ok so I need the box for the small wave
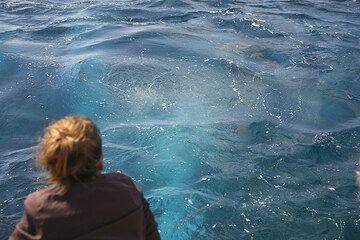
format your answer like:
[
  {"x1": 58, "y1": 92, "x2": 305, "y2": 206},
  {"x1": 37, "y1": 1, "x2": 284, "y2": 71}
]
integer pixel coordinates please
[
  {"x1": 272, "y1": 12, "x2": 321, "y2": 21},
  {"x1": 215, "y1": 17, "x2": 285, "y2": 38},
  {"x1": 0, "y1": 2, "x2": 50, "y2": 15},
  {"x1": 103, "y1": 142, "x2": 148, "y2": 152},
  {"x1": 160, "y1": 12, "x2": 201, "y2": 23},
  {"x1": 147, "y1": 0, "x2": 194, "y2": 8},
  {"x1": 32, "y1": 25, "x2": 75, "y2": 37},
  {"x1": 1, "y1": 146, "x2": 36, "y2": 158}
]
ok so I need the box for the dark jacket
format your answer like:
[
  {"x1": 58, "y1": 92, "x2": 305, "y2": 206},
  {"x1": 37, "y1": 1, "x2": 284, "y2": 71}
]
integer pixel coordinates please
[{"x1": 9, "y1": 173, "x2": 160, "y2": 240}]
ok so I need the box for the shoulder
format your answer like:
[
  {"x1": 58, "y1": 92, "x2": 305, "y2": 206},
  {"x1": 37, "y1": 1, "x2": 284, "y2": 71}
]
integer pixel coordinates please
[
  {"x1": 25, "y1": 189, "x2": 46, "y2": 205},
  {"x1": 101, "y1": 172, "x2": 142, "y2": 194},
  {"x1": 102, "y1": 172, "x2": 135, "y2": 185},
  {"x1": 23, "y1": 189, "x2": 50, "y2": 215},
  {"x1": 99, "y1": 172, "x2": 143, "y2": 205}
]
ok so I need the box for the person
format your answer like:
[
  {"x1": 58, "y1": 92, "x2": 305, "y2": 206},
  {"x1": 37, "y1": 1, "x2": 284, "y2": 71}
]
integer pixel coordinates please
[{"x1": 9, "y1": 116, "x2": 161, "y2": 240}]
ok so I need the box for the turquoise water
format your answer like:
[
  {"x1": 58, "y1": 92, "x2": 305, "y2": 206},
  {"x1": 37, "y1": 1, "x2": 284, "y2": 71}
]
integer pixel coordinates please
[{"x1": 1, "y1": 0, "x2": 360, "y2": 239}]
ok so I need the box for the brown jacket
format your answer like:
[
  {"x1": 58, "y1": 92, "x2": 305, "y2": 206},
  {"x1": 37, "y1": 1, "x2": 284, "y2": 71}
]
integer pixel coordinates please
[{"x1": 9, "y1": 173, "x2": 161, "y2": 240}]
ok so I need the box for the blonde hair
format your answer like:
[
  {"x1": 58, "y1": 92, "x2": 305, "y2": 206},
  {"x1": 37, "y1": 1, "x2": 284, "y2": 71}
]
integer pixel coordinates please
[{"x1": 38, "y1": 116, "x2": 102, "y2": 193}]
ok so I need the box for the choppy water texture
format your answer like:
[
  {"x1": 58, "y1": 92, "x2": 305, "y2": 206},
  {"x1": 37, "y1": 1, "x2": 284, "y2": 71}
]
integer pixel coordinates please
[{"x1": 1, "y1": 0, "x2": 360, "y2": 239}]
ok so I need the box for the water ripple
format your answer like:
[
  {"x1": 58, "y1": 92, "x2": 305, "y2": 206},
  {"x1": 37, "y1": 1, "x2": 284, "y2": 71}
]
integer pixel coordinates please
[{"x1": 1, "y1": 0, "x2": 360, "y2": 239}]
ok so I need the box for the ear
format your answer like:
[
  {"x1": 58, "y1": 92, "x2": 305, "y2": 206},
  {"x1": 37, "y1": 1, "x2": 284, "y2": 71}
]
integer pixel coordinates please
[{"x1": 97, "y1": 156, "x2": 103, "y2": 171}]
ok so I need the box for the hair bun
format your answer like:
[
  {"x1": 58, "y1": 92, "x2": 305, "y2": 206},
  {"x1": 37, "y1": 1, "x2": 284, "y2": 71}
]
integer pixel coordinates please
[{"x1": 38, "y1": 116, "x2": 102, "y2": 194}]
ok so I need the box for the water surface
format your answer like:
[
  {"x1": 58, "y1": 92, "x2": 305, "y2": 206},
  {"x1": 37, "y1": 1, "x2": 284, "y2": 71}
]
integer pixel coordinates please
[{"x1": 1, "y1": 0, "x2": 360, "y2": 239}]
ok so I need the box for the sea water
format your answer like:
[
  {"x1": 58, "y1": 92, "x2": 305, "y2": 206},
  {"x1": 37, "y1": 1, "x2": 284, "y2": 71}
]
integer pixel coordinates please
[{"x1": 1, "y1": 0, "x2": 360, "y2": 239}]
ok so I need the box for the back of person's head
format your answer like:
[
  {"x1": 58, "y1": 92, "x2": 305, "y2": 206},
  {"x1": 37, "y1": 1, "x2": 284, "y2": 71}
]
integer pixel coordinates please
[{"x1": 38, "y1": 116, "x2": 102, "y2": 193}]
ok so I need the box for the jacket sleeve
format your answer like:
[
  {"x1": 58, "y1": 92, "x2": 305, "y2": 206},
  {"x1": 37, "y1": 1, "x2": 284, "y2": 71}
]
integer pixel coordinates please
[
  {"x1": 125, "y1": 174, "x2": 161, "y2": 240},
  {"x1": 9, "y1": 215, "x2": 32, "y2": 240},
  {"x1": 9, "y1": 196, "x2": 40, "y2": 240},
  {"x1": 142, "y1": 196, "x2": 161, "y2": 240}
]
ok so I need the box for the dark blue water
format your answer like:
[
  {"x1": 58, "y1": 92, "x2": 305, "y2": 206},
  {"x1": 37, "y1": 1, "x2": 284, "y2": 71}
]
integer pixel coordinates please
[{"x1": 1, "y1": 0, "x2": 360, "y2": 239}]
